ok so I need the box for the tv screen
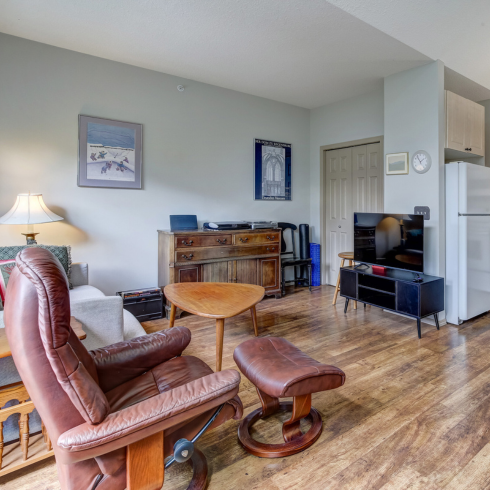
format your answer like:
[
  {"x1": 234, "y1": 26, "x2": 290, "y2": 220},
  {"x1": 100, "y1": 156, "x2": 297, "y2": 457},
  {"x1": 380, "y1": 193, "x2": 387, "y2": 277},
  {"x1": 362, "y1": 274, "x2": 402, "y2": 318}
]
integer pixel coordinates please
[{"x1": 354, "y1": 213, "x2": 424, "y2": 273}]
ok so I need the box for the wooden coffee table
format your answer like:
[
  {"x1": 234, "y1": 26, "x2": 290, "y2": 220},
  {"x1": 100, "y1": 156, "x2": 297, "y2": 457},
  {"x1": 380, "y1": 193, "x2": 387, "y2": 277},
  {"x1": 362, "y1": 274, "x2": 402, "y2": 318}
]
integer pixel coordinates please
[{"x1": 164, "y1": 283, "x2": 265, "y2": 371}]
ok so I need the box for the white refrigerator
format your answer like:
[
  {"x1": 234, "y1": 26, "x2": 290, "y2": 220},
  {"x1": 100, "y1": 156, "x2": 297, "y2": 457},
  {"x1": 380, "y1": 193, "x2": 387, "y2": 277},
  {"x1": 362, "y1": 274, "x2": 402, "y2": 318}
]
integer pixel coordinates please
[{"x1": 446, "y1": 162, "x2": 490, "y2": 325}]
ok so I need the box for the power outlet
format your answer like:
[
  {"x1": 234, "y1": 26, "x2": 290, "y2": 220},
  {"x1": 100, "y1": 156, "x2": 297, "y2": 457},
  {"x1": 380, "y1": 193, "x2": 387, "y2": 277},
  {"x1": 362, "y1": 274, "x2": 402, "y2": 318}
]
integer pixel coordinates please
[{"x1": 414, "y1": 206, "x2": 430, "y2": 220}]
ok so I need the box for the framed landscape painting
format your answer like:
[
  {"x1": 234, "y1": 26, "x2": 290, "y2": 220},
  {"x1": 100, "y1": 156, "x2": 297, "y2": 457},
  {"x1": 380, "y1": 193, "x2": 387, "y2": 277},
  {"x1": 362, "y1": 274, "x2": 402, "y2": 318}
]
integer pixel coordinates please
[
  {"x1": 385, "y1": 152, "x2": 409, "y2": 175},
  {"x1": 78, "y1": 115, "x2": 142, "y2": 189},
  {"x1": 254, "y1": 138, "x2": 292, "y2": 200}
]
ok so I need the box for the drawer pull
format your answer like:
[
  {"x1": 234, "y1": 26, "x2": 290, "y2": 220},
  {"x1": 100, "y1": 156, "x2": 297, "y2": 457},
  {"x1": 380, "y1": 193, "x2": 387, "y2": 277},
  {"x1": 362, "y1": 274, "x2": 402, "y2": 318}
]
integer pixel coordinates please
[
  {"x1": 266, "y1": 235, "x2": 276, "y2": 240},
  {"x1": 182, "y1": 240, "x2": 194, "y2": 246},
  {"x1": 239, "y1": 237, "x2": 249, "y2": 243},
  {"x1": 267, "y1": 247, "x2": 276, "y2": 252},
  {"x1": 182, "y1": 254, "x2": 194, "y2": 260},
  {"x1": 217, "y1": 238, "x2": 227, "y2": 244}
]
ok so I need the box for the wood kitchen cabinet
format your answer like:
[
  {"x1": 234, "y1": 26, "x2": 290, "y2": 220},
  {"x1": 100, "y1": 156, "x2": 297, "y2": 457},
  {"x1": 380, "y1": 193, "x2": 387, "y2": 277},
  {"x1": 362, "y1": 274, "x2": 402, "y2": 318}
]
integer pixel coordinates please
[
  {"x1": 446, "y1": 90, "x2": 485, "y2": 157},
  {"x1": 158, "y1": 229, "x2": 282, "y2": 318}
]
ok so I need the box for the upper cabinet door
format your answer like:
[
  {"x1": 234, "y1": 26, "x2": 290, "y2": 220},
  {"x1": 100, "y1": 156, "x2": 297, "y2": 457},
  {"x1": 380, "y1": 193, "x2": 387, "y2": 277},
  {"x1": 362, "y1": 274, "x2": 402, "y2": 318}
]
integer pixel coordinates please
[
  {"x1": 446, "y1": 90, "x2": 485, "y2": 157},
  {"x1": 465, "y1": 99, "x2": 485, "y2": 156},
  {"x1": 446, "y1": 91, "x2": 466, "y2": 152}
]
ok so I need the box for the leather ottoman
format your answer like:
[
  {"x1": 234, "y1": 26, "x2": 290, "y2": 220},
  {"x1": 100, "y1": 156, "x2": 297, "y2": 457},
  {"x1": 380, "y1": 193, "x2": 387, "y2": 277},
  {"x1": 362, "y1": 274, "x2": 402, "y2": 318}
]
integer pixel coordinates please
[{"x1": 233, "y1": 337, "x2": 345, "y2": 458}]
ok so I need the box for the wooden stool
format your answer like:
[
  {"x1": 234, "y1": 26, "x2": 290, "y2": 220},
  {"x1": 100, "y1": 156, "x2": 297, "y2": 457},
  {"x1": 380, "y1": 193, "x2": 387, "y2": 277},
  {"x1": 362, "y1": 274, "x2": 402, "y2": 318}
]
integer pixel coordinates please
[
  {"x1": 233, "y1": 337, "x2": 345, "y2": 458},
  {"x1": 332, "y1": 252, "x2": 357, "y2": 309}
]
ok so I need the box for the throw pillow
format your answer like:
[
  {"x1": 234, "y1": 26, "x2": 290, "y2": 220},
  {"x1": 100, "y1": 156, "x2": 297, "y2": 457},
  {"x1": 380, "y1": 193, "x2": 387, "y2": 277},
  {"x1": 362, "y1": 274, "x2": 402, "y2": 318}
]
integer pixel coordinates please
[
  {"x1": 0, "y1": 245, "x2": 72, "y2": 289},
  {"x1": 0, "y1": 260, "x2": 17, "y2": 305}
]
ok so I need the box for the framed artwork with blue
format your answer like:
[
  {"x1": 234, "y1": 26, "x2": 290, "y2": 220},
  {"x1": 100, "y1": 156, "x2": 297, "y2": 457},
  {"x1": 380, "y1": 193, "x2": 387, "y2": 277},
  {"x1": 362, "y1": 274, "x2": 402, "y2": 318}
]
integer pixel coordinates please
[
  {"x1": 254, "y1": 138, "x2": 291, "y2": 200},
  {"x1": 78, "y1": 115, "x2": 142, "y2": 189}
]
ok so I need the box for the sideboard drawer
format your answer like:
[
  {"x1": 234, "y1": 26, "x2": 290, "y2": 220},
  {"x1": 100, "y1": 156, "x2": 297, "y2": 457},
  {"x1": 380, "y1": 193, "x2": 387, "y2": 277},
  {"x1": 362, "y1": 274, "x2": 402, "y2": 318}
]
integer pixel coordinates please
[
  {"x1": 175, "y1": 244, "x2": 279, "y2": 262},
  {"x1": 175, "y1": 234, "x2": 232, "y2": 249},
  {"x1": 235, "y1": 232, "x2": 279, "y2": 245}
]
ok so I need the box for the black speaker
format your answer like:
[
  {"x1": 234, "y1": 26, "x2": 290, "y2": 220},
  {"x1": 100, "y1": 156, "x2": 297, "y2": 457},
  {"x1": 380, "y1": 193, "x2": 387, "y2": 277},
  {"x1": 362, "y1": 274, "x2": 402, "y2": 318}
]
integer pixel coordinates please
[{"x1": 298, "y1": 224, "x2": 310, "y2": 282}]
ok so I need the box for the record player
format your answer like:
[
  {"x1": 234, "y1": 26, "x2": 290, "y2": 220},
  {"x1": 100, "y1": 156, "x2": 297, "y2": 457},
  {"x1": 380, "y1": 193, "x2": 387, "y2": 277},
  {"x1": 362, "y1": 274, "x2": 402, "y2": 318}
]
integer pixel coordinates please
[{"x1": 203, "y1": 221, "x2": 251, "y2": 230}]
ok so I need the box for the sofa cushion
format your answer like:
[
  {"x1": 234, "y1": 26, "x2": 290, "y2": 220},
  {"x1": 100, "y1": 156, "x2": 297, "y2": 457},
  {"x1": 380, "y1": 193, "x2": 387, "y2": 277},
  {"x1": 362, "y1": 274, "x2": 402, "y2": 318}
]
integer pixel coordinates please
[
  {"x1": 0, "y1": 245, "x2": 72, "y2": 288},
  {"x1": 122, "y1": 309, "x2": 146, "y2": 340},
  {"x1": 69, "y1": 285, "x2": 105, "y2": 301},
  {"x1": 0, "y1": 260, "x2": 16, "y2": 305}
]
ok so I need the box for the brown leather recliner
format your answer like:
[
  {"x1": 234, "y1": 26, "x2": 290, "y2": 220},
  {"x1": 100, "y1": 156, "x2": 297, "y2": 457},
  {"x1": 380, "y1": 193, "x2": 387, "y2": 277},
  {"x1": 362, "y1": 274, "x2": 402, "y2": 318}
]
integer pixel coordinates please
[{"x1": 4, "y1": 248, "x2": 243, "y2": 490}]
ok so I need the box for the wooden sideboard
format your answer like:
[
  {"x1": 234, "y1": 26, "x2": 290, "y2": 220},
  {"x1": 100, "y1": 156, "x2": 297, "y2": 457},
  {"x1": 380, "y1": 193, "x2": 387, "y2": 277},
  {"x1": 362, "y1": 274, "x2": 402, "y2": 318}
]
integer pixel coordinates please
[{"x1": 158, "y1": 229, "x2": 282, "y2": 318}]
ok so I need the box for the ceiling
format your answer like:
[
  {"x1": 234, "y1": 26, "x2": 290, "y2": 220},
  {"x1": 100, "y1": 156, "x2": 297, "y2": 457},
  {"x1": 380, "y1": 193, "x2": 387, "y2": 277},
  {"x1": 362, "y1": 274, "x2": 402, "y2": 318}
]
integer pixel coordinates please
[
  {"x1": 329, "y1": 0, "x2": 490, "y2": 101},
  {"x1": 1, "y1": 1, "x2": 490, "y2": 108},
  {"x1": 0, "y1": 0, "x2": 431, "y2": 109}
]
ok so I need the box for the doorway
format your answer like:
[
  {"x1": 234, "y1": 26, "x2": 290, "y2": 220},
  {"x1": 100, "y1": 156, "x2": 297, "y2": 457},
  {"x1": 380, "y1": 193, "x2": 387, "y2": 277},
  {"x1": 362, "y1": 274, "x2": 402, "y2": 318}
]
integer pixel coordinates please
[{"x1": 321, "y1": 138, "x2": 384, "y2": 286}]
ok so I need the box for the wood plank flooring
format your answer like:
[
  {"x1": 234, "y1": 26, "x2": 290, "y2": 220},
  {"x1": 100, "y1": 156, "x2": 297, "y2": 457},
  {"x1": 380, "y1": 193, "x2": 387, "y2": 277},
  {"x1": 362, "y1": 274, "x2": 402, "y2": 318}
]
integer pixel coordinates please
[{"x1": 3, "y1": 285, "x2": 490, "y2": 489}]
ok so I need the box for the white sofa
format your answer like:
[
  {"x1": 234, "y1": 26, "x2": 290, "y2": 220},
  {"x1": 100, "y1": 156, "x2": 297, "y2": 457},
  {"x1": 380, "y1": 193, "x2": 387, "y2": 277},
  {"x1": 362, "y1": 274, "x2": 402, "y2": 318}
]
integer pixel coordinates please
[
  {"x1": 0, "y1": 262, "x2": 146, "y2": 442},
  {"x1": 67, "y1": 262, "x2": 146, "y2": 350}
]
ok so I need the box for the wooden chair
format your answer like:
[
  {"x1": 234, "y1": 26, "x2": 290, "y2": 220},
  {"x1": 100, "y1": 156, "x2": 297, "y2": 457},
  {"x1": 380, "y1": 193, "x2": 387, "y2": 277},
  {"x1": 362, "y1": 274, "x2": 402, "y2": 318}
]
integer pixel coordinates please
[
  {"x1": 332, "y1": 252, "x2": 357, "y2": 309},
  {"x1": 5, "y1": 247, "x2": 243, "y2": 489},
  {"x1": 0, "y1": 382, "x2": 53, "y2": 475},
  {"x1": 277, "y1": 223, "x2": 312, "y2": 296}
]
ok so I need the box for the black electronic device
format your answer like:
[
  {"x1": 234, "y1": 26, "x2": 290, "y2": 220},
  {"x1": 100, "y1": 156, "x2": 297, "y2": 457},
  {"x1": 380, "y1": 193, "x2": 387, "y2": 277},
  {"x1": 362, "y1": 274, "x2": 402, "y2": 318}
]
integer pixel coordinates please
[
  {"x1": 247, "y1": 221, "x2": 278, "y2": 229},
  {"x1": 117, "y1": 287, "x2": 163, "y2": 322},
  {"x1": 170, "y1": 215, "x2": 198, "y2": 232},
  {"x1": 203, "y1": 221, "x2": 251, "y2": 230},
  {"x1": 354, "y1": 212, "x2": 424, "y2": 273}
]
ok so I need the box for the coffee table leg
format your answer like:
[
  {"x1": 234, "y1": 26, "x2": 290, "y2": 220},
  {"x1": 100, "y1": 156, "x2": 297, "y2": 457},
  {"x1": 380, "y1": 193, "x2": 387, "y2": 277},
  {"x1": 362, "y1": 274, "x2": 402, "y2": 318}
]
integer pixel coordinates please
[
  {"x1": 216, "y1": 319, "x2": 225, "y2": 372},
  {"x1": 169, "y1": 303, "x2": 176, "y2": 328},
  {"x1": 250, "y1": 306, "x2": 258, "y2": 337}
]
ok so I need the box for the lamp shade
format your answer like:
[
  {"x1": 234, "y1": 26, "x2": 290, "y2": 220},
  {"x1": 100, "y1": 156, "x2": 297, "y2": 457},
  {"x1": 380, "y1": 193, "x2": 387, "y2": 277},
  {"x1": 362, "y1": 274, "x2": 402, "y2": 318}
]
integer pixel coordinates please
[{"x1": 0, "y1": 194, "x2": 63, "y2": 225}]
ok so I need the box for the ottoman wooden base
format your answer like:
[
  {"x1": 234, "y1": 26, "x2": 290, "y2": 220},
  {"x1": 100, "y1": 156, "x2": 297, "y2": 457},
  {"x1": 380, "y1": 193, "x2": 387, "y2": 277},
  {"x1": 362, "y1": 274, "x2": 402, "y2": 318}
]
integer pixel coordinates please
[
  {"x1": 234, "y1": 337, "x2": 345, "y2": 459},
  {"x1": 187, "y1": 449, "x2": 208, "y2": 490},
  {"x1": 238, "y1": 391, "x2": 323, "y2": 458}
]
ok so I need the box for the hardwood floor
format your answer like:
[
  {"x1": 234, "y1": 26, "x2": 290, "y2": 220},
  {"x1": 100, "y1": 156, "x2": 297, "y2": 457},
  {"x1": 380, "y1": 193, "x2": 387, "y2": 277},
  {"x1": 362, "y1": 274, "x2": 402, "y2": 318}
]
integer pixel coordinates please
[{"x1": 3, "y1": 285, "x2": 490, "y2": 489}]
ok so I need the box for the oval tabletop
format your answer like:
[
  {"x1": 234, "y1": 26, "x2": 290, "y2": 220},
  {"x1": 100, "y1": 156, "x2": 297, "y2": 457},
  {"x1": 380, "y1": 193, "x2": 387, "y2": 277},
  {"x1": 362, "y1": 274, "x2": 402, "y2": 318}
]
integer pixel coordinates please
[{"x1": 164, "y1": 282, "x2": 265, "y2": 319}]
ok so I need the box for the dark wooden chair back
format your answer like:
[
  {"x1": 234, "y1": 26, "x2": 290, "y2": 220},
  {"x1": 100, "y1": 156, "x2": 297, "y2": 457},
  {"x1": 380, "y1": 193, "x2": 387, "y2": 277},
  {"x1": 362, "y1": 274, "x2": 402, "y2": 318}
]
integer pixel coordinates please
[{"x1": 277, "y1": 222, "x2": 297, "y2": 257}]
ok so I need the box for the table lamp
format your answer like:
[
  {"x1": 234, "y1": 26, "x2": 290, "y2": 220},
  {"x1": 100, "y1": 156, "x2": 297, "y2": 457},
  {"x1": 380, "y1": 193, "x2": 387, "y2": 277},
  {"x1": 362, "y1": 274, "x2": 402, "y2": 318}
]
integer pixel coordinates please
[{"x1": 0, "y1": 193, "x2": 63, "y2": 244}]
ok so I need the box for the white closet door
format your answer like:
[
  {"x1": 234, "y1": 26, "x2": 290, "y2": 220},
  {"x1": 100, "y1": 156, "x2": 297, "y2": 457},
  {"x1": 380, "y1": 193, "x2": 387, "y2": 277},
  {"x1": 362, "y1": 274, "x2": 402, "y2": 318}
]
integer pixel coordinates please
[
  {"x1": 325, "y1": 147, "x2": 353, "y2": 286},
  {"x1": 324, "y1": 141, "x2": 383, "y2": 286},
  {"x1": 352, "y1": 145, "x2": 368, "y2": 213},
  {"x1": 366, "y1": 143, "x2": 383, "y2": 212}
]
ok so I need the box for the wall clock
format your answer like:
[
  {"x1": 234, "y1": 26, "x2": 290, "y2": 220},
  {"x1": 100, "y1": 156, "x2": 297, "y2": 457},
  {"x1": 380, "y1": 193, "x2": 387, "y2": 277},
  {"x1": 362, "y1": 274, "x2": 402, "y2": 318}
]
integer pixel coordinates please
[{"x1": 412, "y1": 150, "x2": 432, "y2": 174}]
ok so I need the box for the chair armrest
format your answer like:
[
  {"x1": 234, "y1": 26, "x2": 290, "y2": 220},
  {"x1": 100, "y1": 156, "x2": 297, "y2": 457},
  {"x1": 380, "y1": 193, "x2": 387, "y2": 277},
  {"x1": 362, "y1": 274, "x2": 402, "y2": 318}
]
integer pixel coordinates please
[
  {"x1": 71, "y1": 263, "x2": 89, "y2": 287},
  {"x1": 90, "y1": 327, "x2": 191, "y2": 392},
  {"x1": 70, "y1": 296, "x2": 124, "y2": 351},
  {"x1": 57, "y1": 369, "x2": 240, "y2": 463}
]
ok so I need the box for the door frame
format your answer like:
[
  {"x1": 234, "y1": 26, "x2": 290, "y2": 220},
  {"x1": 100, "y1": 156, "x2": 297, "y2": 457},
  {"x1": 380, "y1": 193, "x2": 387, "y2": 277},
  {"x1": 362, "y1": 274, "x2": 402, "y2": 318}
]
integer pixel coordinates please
[{"x1": 319, "y1": 136, "x2": 384, "y2": 285}]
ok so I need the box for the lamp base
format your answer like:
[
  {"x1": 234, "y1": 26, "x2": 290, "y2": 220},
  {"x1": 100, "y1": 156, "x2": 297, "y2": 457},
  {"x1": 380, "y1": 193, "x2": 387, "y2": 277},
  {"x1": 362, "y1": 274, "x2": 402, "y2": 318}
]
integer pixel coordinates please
[{"x1": 21, "y1": 233, "x2": 39, "y2": 245}]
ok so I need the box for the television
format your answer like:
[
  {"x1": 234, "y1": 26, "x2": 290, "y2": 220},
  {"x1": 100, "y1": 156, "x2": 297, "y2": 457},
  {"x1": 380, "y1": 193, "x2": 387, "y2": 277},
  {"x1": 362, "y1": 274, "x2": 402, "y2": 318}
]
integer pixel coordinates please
[{"x1": 354, "y1": 213, "x2": 424, "y2": 273}]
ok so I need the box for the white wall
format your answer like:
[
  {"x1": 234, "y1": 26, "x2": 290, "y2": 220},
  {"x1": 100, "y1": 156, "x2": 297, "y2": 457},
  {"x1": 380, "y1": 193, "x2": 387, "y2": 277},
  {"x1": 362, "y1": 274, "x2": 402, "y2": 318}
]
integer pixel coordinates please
[
  {"x1": 384, "y1": 60, "x2": 446, "y2": 278},
  {"x1": 0, "y1": 34, "x2": 310, "y2": 294},
  {"x1": 309, "y1": 89, "x2": 384, "y2": 243}
]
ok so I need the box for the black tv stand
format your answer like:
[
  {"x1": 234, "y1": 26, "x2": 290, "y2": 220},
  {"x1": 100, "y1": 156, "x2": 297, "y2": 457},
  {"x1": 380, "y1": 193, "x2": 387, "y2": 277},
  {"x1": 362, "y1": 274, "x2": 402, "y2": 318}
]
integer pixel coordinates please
[{"x1": 339, "y1": 266, "x2": 444, "y2": 339}]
